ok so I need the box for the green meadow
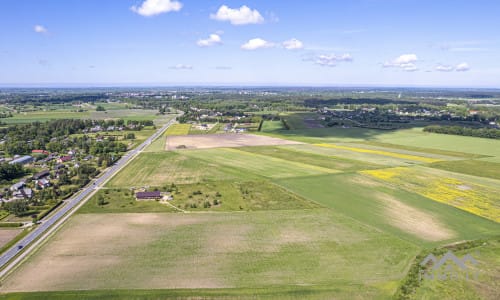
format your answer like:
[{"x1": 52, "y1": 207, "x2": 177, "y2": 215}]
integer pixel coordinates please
[{"x1": 2, "y1": 125, "x2": 499, "y2": 300}]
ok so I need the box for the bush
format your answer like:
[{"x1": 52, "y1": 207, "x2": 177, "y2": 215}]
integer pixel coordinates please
[{"x1": 0, "y1": 222, "x2": 23, "y2": 227}]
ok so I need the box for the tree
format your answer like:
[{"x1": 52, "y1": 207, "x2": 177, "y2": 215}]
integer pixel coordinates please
[
  {"x1": 4, "y1": 200, "x2": 28, "y2": 216},
  {"x1": 96, "y1": 105, "x2": 106, "y2": 111},
  {"x1": 97, "y1": 194, "x2": 107, "y2": 206}
]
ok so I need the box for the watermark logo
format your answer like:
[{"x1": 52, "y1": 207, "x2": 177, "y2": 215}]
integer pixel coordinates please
[{"x1": 419, "y1": 250, "x2": 478, "y2": 281}]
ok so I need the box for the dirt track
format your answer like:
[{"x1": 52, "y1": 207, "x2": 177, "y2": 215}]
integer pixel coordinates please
[{"x1": 166, "y1": 133, "x2": 302, "y2": 150}]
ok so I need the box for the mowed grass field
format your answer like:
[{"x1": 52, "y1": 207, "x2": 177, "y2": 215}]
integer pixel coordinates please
[
  {"x1": 0, "y1": 211, "x2": 420, "y2": 299},
  {"x1": 2, "y1": 126, "x2": 500, "y2": 299}
]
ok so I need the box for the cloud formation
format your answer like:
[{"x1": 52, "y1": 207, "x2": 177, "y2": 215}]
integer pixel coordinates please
[
  {"x1": 211, "y1": 5, "x2": 264, "y2": 25},
  {"x1": 383, "y1": 54, "x2": 418, "y2": 71},
  {"x1": 435, "y1": 64, "x2": 454, "y2": 72},
  {"x1": 34, "y1": 25, "x2": 48, "y2": 34},
  {"x1": 314, "y1": 53, "x2": 353, "y2": 67},
  {"x1": 435, "y1": 62, "x2": 470, "y2": 72},
  {"x1": 241, "y1": 38, "x2": 274, "y2": 50},
  {"x1": 169, "y1": 64, "x2": 192, "y2": 70},
  {"x1": 283, "y1": 38, "x2": 304, "y2": 50},
  {"x1": 197, "y1": 33, "x2": 222, "y2": 47},
  {"x1": 131, "y1": 0, "x2": 182, "y2": 17},
  {"x1": 455, "y1": 62, "x2": 470, "y2": 72}
]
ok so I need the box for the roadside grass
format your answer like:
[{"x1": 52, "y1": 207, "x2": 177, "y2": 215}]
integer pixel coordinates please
[
  {"x1": 237, "y1": 145, "x2": 382, "y2": 172},
  {"x1": 361, "y1": 166, "x2": 500, "y2": 222},
  {"x1": 0, "y1": 211, "x2": 420, "y2": 299},
  {"x1": 428, "y1": 159, "x2": 500, "y2": 180},
  {"x1": 78, "y1": 189, "x2": 176, "y2": 214},
  {"x1": 275, "y1": 173, "x2": 500, "y2": 246},
  {"x1": 142, "y1": 134, "x2": 167, "y2": 152}
]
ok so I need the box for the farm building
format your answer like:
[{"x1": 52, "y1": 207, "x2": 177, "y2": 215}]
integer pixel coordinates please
[
  {"x1": 32, "y1": 150, "x2": 49, "y2": 155},
  {"x1": 58, "y1": 156, "x2": 73, "y2": 163},
  {"x1": 136, "y1": 191, "x2": 162, "y2": 200},
  {"x1": 13, "y1": 188, "x2": 33, "y2": 200},
  {"x1": 33, "y1": 170, "x2": 50, "y2": 180},
  {"x1": 9, "y1": 155, "x2": 34, "y2": 165},
  {"x1": 10, "y1": 181, "x2": 26, "y2": 192},
  {"x1": 36, "y1": 178, "x2": 50, "y2": 189}
]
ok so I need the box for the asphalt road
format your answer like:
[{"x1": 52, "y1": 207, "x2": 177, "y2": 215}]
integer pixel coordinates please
[{"x1": 0, "y1": 115, "x2": 179, "y2": 277}]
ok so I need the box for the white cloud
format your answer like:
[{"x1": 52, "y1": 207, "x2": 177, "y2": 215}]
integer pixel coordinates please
[
  {"x1": 34, "y1": 25, "x2": 48, "y2": 34},
  {"x1": 435, "y1": 64, "x2": 454, "y2": 72},
  {"x1": 435, "y1": 62, "x2": 470, "y2": 72},
  {"x1": 210, "y1": 5, "x2": 264, "y2": 25},
  {"x1": 314, "y1": 53, "x2": 353, "y2": 67},
  {"x1": 215, "y1": 66, "x2": 232, "y2": 70},
  {"x1": 197, "y1": 33, "x2": 222, "y2": 47},
  {"x1": 383, "y1": 54, "x2": 418, "y2": 71},
  {"x1": 455, "y1": 62, "x2": 470, "y2": 72},
  {"x1": 283, "y1": 38, "x2": 304, "y2": 50},
  {"x1": 241, "y1": 38, "x2": 274, "y2": 50},
  {"x1": 169, "y1": 64, "x2": 192, "y2": 70},
  {"x1": 131, "y1": 0, "x2": 182, "y2": 17}
]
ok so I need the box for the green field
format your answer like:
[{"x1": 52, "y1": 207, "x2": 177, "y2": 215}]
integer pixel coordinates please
[
  {"x1": 259, "y1": 127, "x2": 500, "y2": 159},
  {"x1": 107, "y1": 151, "x2": 260, "y2": 187},
  {"x1": 165, "y1": 123, "x2": 191, "y2": 135},
  {"x1": 428, "y1": 159, "x2": 500, "y2": 180},
  {"x1": 2, "y1": 125, "x2": 500, "y2": 299},
  {"x1": 412, "y1": 238, "x2": 500, "y2": 300},
  {"x1": 237, "y1": 145, "x2": 382, "y2": 172},
  {"x1": 260, "y1": 120, "x2": 285, "y2": 132},
  {"x1": 0, "y1": 211, "x2": 419, "y2": 299},
  {"x1": 281, "y1": 112, "x2": 319, "y2": 129},
  {"x1": 276, "y1": 173, "x2": 500, "y2": 246},
  {"x1": 2, "y1": 110, "x2": 89, "y2": 124},
  {"x1": 2, "y1": 108, "x2": 170, "y2": 125}
]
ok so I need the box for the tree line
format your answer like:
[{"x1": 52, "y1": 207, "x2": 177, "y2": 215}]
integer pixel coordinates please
[{"x1": 424, "y1": 125, "x2": 500, "y2": 139}]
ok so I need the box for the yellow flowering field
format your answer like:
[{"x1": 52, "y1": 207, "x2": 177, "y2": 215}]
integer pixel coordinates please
[
  {"x1": 361, "y1": 167, "x2": 500, "y2": 222},
  {"x1": 315, "y1": 143, "x2": 441, "y2": 163}
]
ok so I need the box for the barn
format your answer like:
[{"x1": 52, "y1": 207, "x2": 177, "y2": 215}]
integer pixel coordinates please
[{"x1": 135, "y1": 191, "x2": 162, "y2": 200}]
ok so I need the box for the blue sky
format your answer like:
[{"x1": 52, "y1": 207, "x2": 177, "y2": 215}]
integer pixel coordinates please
[{"x1": 0, "y1": 0, "x2": 499, "y2": 87}]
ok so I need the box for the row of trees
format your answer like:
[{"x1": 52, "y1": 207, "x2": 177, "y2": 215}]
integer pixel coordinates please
[{"x1": 424, "y1": 125, "x2": 500, "y2": 139}]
